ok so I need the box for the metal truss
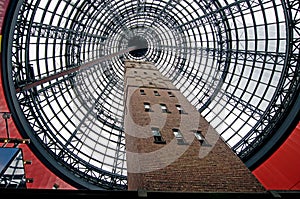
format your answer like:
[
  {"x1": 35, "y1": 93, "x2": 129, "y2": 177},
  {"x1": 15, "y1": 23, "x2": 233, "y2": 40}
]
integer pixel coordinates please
[{"x1": 232, "y1": 0, "x2": 300, "y2": 162}]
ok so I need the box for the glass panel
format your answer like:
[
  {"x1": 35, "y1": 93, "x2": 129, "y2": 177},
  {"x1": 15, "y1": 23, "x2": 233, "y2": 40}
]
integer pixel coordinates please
[{"x1": 151, "y1": 128, "x2": 161, "y2": 136}]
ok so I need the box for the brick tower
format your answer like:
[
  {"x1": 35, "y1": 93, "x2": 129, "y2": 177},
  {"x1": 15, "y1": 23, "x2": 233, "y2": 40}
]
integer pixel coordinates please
[{"x1": 123, "y1": 60, "x2": 265, "y2": 192}]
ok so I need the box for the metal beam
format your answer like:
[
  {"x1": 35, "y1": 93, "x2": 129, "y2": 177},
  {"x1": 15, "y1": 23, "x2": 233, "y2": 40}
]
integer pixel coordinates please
[{"x1": 15, "y1": 47, "x2": 136, "y2": 92}]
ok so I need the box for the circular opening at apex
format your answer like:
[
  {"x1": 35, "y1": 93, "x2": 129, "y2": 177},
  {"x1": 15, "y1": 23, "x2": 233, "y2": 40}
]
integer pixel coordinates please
[{"x1": 128, "y1": 36, "x2": 148, "y2": 57}]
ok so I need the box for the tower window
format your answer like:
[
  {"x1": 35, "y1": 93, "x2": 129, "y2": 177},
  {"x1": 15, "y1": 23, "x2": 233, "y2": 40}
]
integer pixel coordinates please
[
  {"x1": 154, "y1": 90, "x2": 160, "y2": 96},
  {"x1": 160, "y1": 104, "x2": 169, "y2": 113},
  {"x1": 140, "y1": 89, "x2": 146, "y2": 95},
  {"x1": 151, "y1": 127, "x2": 166, "y2": 144},
  {"x1": 173, "y1": 128, "x2": 185, "y2": 145},
  {"x1": 194, "y1": 130, "x2": 205, "y2": 144},
  {"x1": 168, "y1": 91, "x2": 175, "y2": 97},
  {"x1": 144, "y1": 102, "x2": 151, "y2": 112},
  {"x1": 176, "y1": 104, "x2": 184, "y2": 114}
]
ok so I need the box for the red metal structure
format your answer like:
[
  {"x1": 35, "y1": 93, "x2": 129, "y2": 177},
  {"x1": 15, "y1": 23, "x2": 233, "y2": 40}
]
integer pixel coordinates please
[{"x1": 0, "y1": 0, "x2": 74, "y2": 189}]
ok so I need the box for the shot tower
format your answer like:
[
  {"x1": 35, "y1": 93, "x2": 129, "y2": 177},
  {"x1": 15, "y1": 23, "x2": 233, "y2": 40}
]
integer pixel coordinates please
[{"x1": 123, "y1": 60, "x2": 265, "y2": 192}]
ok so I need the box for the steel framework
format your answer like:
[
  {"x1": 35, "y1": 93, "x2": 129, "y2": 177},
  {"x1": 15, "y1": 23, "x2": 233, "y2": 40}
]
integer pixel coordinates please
[{"x1": 1, "y1": 0, "x2": 299, "y2": 190}]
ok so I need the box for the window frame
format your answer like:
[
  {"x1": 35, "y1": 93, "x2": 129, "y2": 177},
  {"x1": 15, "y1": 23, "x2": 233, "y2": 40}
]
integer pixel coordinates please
[
  {"x1": 151, "y1": 127, "x2": 166, "y2": 144},
  {"x1": 194, "y1": 130, "x2": 205, "y2": 144},
  {"x1": 160, "y1": 103, "x2": 169, "y2": 113},
  {"x1": 140, "y1": 89, "x2": 146, "y2": 95},
  {"x1": 172, "y1": 128, "x2": 186, "y2": 145},
  {"x1": 144, "y1": 102, "x2": 151, "y2": 112},
  {"x1": 154, "y1": 90, "x2": 160, "y2": 96},
  {"x1": 175, "y1": 104, "x2": 184, "y2": 114},
  {"x1": 168, "y1": 91, "x2": 175, "y2": 97}
]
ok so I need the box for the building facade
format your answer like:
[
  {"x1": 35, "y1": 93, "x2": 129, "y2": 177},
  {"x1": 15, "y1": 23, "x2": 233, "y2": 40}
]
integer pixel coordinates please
[{"x1": 123, "y1": 60, "x2": 265, "y2": 192}]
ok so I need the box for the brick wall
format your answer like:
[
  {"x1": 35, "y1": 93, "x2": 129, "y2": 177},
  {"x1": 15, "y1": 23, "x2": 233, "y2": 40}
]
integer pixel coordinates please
[{"x1": 124, "y1": 60, "x2": 265, "y2": 192}]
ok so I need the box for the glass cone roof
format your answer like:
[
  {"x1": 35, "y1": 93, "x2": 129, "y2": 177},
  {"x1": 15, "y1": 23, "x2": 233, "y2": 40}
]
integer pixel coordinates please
[{"x1": 1, "y1": 0, "x2": 299, "y2": 190}]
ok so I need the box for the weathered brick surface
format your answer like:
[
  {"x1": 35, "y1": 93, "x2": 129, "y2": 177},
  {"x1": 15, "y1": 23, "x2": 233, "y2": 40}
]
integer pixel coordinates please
[{"x1": 124, "y1": 60, "x2": 265, "y2": 192}]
